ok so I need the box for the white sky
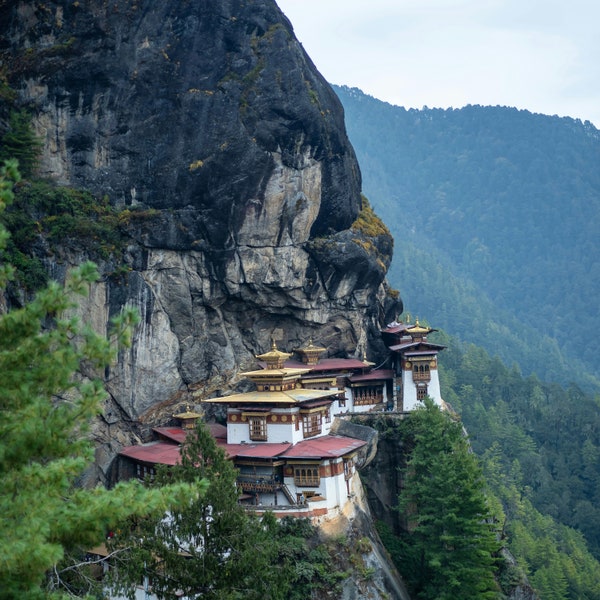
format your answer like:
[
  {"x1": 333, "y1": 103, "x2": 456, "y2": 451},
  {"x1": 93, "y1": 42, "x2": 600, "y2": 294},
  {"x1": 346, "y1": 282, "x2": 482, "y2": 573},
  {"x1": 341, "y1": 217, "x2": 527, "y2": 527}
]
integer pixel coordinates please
[{"x1": 276, "y1": 0, "x2": 600, "y2": 128}]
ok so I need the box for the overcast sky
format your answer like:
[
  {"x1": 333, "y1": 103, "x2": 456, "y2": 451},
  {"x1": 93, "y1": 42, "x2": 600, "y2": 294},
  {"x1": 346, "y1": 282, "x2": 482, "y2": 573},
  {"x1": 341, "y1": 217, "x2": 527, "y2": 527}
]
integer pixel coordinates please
[{"x1": 276, "y1": 0, "x2": 600, "y2": 128}]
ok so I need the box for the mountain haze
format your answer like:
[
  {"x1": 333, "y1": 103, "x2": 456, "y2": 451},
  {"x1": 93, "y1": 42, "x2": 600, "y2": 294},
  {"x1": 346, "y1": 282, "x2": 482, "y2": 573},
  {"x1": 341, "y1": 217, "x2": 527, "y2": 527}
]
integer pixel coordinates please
[{"x1": 334, "y1": 85, "x2": 600, "y2": 391}]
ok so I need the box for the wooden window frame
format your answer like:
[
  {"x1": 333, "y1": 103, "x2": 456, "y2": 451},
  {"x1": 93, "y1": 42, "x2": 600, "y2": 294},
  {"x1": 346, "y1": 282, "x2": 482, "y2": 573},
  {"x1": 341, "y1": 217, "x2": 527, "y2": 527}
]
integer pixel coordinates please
[
  {"x1": 248, "y1": 415, "x2": 267, "y2": 441},
  {"x1": 302, "y1": 412, "x2": 322, "y2": 438},
  {"x1": 293, "y1": 465, "x2": 321, "y2": 487}
]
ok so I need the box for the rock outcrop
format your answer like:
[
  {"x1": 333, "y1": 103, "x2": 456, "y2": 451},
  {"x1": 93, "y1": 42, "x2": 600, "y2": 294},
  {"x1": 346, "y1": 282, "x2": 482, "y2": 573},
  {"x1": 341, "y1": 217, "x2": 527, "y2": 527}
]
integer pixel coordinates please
[{"x1": 0, "y1": 0, "x2": 400, "y2": 475}]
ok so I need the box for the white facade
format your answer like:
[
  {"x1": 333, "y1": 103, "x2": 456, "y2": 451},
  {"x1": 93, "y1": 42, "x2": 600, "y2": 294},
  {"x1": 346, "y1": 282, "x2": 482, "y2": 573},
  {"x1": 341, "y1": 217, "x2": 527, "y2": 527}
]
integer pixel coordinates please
[
  {"x1": 402, "y1": 363, "x2": 443, "y2": 411},
  {"x1": 226, "y1": 406, "x2": 334, "y2": 445}
]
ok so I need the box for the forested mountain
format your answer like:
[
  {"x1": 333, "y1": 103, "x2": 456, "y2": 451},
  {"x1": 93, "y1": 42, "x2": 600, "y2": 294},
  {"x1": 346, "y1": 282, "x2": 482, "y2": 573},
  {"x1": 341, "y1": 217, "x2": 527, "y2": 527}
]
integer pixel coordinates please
[
  {"x1": 436, "y1": 331, "x2": 600, "y2": 599},
  {"x1": 334, "y1": 85, "x2": 600, "y2": 392}
]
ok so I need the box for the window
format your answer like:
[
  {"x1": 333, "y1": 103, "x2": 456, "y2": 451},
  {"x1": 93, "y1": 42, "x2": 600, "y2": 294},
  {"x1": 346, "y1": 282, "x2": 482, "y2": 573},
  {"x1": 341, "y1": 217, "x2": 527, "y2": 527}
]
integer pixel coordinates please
[
  {"x1": 416, "y1": 385, "x2": 428, "y2": 401},
  {"x1": 136, "y1": 463, "x2": 155, "y2": 482},
  {"x1": 413, "y1": 362, "x2": 431, "y2": 381},
  {"x1": 293, "y1": 465, "x2": 320, "y2": 487},
  {"x1": 343, "y1": 458, "x2": 354, "y2": 481},
  {"x1": 302, "y1": 412, "x2": 322, "y2": 438},
  {"x1": 248, "y1": 416, "x2": 267, "y2": 441},
  {"x1": 353, "y1": 385, "x2": 384, "y2": 405}
]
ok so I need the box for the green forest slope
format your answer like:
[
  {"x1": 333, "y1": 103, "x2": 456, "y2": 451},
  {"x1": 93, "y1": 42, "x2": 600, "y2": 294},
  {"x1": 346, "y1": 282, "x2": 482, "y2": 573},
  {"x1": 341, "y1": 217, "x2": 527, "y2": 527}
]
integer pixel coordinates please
[
  {"x1": 334, "y1": 85, "x2": 600, "y2": 392},
  {"x1": 437, "y1": 331, "x2": 600, "y2": 599}
]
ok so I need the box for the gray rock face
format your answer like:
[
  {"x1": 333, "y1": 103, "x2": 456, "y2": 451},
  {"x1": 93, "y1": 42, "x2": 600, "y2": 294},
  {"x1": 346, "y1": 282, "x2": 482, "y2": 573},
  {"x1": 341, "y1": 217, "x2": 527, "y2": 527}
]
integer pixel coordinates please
[
  {"x1": 0, "y1": 1, "x2": 400, "y2": 445},
  {"x1": 1, "y1": 0, "x2": 360, "y2": 241}
]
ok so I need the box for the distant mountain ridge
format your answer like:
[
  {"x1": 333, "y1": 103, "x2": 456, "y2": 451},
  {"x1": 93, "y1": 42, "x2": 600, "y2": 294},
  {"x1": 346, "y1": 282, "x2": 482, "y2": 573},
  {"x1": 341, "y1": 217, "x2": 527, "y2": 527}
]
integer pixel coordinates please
[{"x1": 334, "y1": 85, "x2": 600, "y2": 391}]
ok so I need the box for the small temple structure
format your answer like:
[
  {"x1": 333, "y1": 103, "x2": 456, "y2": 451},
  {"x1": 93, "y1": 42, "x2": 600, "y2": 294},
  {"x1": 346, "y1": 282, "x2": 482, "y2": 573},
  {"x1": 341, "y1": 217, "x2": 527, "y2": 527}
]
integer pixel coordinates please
[
  {"x1": 118, "y1": 317, "x2": 445, "y2": 520},
  {"x1": 381, "y1": 318, "x2": 445, "y2": 411}
]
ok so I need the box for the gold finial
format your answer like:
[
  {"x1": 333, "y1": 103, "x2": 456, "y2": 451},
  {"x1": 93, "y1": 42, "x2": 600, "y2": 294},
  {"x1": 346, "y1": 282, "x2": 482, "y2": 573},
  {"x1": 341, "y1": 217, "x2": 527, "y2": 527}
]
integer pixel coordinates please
[
  {"x1": 296, "y1": 337, "x2": 326, "y2": 365},
  {"x1": 256, "y1": 338, "x2": 291, "y2": 369}
]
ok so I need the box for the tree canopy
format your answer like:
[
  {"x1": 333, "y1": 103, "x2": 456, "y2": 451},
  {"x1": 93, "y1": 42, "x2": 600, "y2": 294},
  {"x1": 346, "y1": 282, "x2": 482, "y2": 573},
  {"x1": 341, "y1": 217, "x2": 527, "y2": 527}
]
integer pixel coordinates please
[
  {"x1": 107, "y1": 420, "x2": 347, "y2": 600},
  {"x1": 334, "y1": 84, "x2": 600, "y2": 392},
  {"x1": 0, "y1": 161, "x2": 199, "y2": 598},
  {"x1": 393, "y1": 398, "x2": 501, "y2": 600},
  {"x1": 436, "y1": 332, "x2": 600, "y2": 599}
]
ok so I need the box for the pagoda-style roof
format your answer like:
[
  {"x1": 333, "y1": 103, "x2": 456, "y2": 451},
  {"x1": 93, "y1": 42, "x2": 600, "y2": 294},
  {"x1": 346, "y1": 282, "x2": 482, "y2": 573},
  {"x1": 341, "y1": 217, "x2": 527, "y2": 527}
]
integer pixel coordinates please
[
  {"x1": 406, "y1": 318, "x2": 433, "y2": 335},
  {"x1": 202, "y1": 387, "x2": 339, "y2": 406},
  {"x1": 121, "y1": 435, "x2": 365, "y2": 464},
  {"x1": 154, "y1": 426, "x2": 188, "y2": 444},
  {"x1": 154, "y1": 422, "x2": 227, "y2": 445},
  {"x1": 242, "y1": 367, "x2": 310, "y2": 381},
  {"x1": 172, "y1": 406, "x2": 203, "y2": 430},
  {"x1": 173, "y1": 407, "x2": 202, "y2": 420},
  {"x1": 388, "y1": 340, "x2": 446, "y2": 353},
  {"x1": 283, "y1": 357, "x2": 370, "y2": 372},
  {"x1": 382, "y1": 318, "x2": 438, "y2": 340},
  {"x1": 220, "y1": 442, "x2": 293, "y2": 460},
  {"x1": 295, "y1": 338, "x2": 327, "y2": 365},
  {"x1": 222, "y1": 436, "x2": 366, "y2": 460},
  {"x1": 255, "y1": 339, "x2": 292, "y2": 369}
]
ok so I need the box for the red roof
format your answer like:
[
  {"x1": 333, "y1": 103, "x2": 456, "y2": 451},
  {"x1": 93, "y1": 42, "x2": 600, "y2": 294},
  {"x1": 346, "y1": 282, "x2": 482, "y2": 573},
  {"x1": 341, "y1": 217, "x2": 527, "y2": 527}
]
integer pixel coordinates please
[
  {"x1": 154, "y1": 427, "x2": 187, "y2": 444},
  {"x1": 389, "y1": 341, "x2": 445, "y2": 353},
  {"x1": 208, "y1": 422, "x2": 228, "y2": 440},
  {"x1": 220, "y1": 442, "x2": 292, "y2": 459},
  {"x1": 280, "y1": 435, "x2": 366, "y2": 459},
  {"x1": 154, "y1": 422, "x2": 228, "y2": 444},
  {"x1": 350, "y1": 369, "x2": 394, "y2": 383},
  {"x1": 119, "y1": 442, "x2": 181, "y2": 465},
  {"x1": 381, "y1": 323, "x2": 410, "y2": 334},
  {"x1": 283, "y1": 358, "x2": 370, "y2": 372}
]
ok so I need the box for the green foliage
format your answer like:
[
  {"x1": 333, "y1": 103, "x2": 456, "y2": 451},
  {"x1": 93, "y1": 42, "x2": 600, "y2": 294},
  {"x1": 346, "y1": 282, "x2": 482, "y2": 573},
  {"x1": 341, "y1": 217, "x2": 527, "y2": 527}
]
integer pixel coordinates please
[
  {"x1": 0, "y1": 179, "x2": 133, "y2": 289},
  {"x1": 0, "y1": 68, "x2": 17, "y2": 104},
  {"x1": 0, "y1": 109, "x2": 43, "y2": 178},
  {"x1": 334, "y1": 84, "x2": 600, "y2": 392},
  {"x1": 437, "y1": 335, "x2": 600, "y2": 598},
  {"x1": 351, "y1": 195, "x2": 391, "y2": 238},
  {"x1": 394, "y1": 398, "x2": 501, "y2": 600},
  {"x1": 0, "y1": 162, "x2": 197, "y2": 598},
  {"x1": 108, "y1": 421, "x2": 345, "y2": 600}
]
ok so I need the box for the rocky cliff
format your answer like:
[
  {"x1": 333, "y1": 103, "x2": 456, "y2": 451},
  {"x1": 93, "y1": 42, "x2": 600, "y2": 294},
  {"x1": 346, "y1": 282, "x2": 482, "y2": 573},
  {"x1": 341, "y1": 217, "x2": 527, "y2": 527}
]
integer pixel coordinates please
[{"x1": 0, "y1": 0, "x2": 399, "y2": 479}]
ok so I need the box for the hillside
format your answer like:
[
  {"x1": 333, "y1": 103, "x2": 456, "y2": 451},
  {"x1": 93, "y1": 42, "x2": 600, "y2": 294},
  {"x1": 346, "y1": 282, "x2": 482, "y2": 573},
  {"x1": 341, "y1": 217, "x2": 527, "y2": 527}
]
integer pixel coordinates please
[{"x1": 334, "y1": 85, "x2": 600, "y2": 391}]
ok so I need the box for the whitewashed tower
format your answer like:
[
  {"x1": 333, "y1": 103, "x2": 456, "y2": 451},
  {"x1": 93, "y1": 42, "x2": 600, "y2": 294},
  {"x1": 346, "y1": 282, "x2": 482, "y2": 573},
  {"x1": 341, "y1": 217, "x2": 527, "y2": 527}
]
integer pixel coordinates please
[{"x1": 381, "y1": 318, "x2": 446, "y2": 411}]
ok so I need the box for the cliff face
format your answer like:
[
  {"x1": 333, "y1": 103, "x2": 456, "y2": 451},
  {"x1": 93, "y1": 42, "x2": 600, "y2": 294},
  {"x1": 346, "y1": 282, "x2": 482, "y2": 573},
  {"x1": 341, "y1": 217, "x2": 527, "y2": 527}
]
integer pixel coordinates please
[{"x1": 0, "y1": 0, "x2": 399, "y2": 472}]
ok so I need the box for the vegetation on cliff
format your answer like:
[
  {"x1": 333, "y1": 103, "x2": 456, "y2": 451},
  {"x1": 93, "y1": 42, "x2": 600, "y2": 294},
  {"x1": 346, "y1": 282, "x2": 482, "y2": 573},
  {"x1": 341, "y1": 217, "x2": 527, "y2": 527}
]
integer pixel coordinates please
[
  {"x1": 0, "y1": 104, "x2": 138, "y2": 290},
  {"x1": 373, "y1": 400, "x2": 501, "y2": 600},
  {"x1": 0, "y1": 162, "x2": 203, "y2": 597}
]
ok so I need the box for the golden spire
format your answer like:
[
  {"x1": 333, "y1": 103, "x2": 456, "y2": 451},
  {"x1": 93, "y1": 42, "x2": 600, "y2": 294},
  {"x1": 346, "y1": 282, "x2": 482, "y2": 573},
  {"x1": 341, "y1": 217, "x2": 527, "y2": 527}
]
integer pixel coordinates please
[
  {"x1": 173, "y1": 404, "x2": 203, "y2": 430},
  {"x1": 256, "y1": 338, "x2": 291, "y2": 369},
  {"x1": 296, "y1": 337, "x2": 326, "y2": 365}
]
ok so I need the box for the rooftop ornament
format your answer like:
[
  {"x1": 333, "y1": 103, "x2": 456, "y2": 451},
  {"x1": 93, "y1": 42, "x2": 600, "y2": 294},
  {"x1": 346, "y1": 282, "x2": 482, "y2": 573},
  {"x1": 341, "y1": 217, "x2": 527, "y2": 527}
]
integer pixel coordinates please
[{"x1": 256, "y1": 338, "x2": 292, "y2": 370}]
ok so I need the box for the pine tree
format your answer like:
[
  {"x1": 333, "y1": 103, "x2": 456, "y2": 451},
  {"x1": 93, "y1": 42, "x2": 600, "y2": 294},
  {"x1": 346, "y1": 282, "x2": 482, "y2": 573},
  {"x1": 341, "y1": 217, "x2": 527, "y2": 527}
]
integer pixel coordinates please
[
  {"x1": 108, "y1": 420, "x2": 300, "y2": 600},
  {"x1": 398, "y1": 397, "x2": 501, "y2": 600},
  {"x1": 0, "y1": 161, "x2": 199, "y2": 598},
  {"x1": 0, "y1": 110, "x2": 43, "y2": 178}
]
